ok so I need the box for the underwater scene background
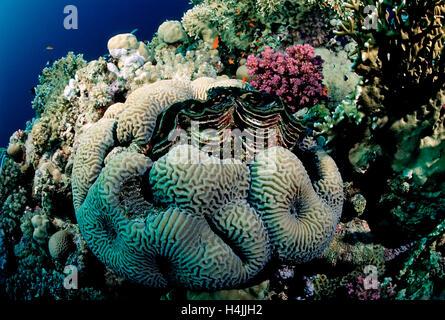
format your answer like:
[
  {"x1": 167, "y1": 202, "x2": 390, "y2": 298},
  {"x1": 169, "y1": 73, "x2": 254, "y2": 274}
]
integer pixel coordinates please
[{"x1": 0, "y1": 0, "x2": 444, "y2": 302}]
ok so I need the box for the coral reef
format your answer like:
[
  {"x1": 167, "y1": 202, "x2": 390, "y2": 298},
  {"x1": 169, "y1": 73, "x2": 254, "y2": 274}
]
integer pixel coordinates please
[
  {"x1": 332, "y1": 0, "x2": 445, "y2": 187},
  {"x1": 32, "y1": 52, "x2": 87, "y2": 117},
  {"x1": 0, "y1": 0, "x2": 443, "y2": 302}
]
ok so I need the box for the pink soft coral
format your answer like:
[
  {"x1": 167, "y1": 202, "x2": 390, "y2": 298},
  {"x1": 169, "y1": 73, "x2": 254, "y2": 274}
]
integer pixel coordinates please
[{"x1": 246, "y1": 44, "x2": 326, "y2": 112}]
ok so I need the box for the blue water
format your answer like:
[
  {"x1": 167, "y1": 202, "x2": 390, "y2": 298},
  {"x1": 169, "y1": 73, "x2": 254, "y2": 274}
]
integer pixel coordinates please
[{"x1": 0, "y1": 0, "x2": 192, "y2": 147}]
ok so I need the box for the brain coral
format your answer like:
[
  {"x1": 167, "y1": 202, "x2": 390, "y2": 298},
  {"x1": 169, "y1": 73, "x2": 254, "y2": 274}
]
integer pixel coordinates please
[
  {"x1": 72, "y1": 78, "x2": 343, "y2": 290},
  {"x1": 48, "y1": 230, "x2": 74, "y2": 260}
]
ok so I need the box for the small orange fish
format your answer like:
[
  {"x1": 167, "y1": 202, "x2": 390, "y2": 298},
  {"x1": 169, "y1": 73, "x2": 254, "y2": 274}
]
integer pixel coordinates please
[
  {"x1": 241, "y1": 52, "x2": 246, "y2": 57},
  {"x1": 213, "y1": 36, "x2": 219, "y2": 50},
  {"x1": 249, "y1": 23, "x2": 255, "y2": 28},
  {"x1": 322, "y1": 86, "x2": 328, "y2": 96},
  {"x1": 251, "y1": 18, "x2": 255, "y2": 22},
  {"x1": 237, "y1": 8, "x2": 240, "y2": 15},
  {"x1": 322, "y1": 1, "x2": 328, "y2": 6},
  {"x1": 242, "y1": 77, "x2": 247, "y2": 86},
  {"x1": 228, "y1": 59, "x2": 235, "y2": 64},
  {"x1": 334, "y1": 5, "x2": 339, "y2": 9},
  {"x1": 236, "y1": 32, "x2": 240, "y2": 36},
  {"x1": 232, "y1": 75, "x2": 236, "y2": 78},
  {"x1": 45, "y1": 46, "x2": 54, "y2": 50},
  {"x1": 296, "y1": 20, "x2": 300, "y2": 24}
]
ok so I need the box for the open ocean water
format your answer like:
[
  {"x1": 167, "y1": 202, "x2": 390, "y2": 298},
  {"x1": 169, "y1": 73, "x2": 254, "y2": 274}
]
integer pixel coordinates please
[{"x1": 0, "y1": 0, "x2": 192, "y2": 147}]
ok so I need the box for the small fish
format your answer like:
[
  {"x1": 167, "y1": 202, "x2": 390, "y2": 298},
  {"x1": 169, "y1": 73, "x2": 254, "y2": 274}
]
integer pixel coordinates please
[
  {"x1": 45, "y1": 46, "x2": 54, "y2": 50},
  {"x1": 322, "y1": 86, "x2": 328, "y2": 96},
  {"x1": 228, "y1": 59, "x2": 235, "y2": 64},
  {"x1": 322, "y1": 1, "x2": 328, "y2": 7},
  {"x1": 242, "y1": 77, "x2": 247, "y2": 86},
  {"x1": 130, "y1": 28, "x2": 139, "y2": 34},
  {"x1": 213, "y1": 36, "x2": 219, "y2": 49},
  {"x1": 236, "y1": 32, "x2": 240, "y2": 36},
  {"x1": 334, "y1": 5, "x2": 339, "y2": 9},
  {"x1": 251, "y1": 18, "x2": 255, "y2": 22},
  {"x1": 46, "y1": 59, "x2": 53, "y2": 66},
  {"x1": 249, "y1": 23, "x2": 255, "y2": 28},
  {"x1": 296, "y1": 20, "x2": 300, "y2": 24},
  {"x1": 237, "y1": 8, "x2": 240, "y2": 15},
  {"x1": 241, "y1": 52, "x2": 246, "y2": 57}
]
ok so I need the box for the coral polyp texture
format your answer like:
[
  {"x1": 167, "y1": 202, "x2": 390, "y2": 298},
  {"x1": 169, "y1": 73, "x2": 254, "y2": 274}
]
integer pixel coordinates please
[
  {"x1": 246, "y1": 45, "x2": 326, "y2": 112},
  {"x1": 72, "y1": 79, "x2": 344, "y2": 289}
]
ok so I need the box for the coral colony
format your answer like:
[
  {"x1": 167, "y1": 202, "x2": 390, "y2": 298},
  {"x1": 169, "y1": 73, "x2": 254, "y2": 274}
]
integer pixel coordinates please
[{"x1": 0, "y1": 0, "x2": 444, "y2": 301}]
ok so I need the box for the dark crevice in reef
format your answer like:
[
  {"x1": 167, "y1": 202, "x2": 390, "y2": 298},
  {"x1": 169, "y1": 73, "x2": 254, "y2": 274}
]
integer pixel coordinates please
[
  {"x1": 155, "y1": 254, "x2": 172, "y2": 283},
  {"x1": 51, "y1": 191, "x2": 76, "y2": 222},
  {"x1": 140, "y1": 168, "x2": 154, "y2": 205},
  {"x1": 203, "y1": 214, "x2": 249, "y2": 265},
  {"x1": 293, "y1": 146, "x2": 322, "y2": 183},
  {"x1": 113, "y1": 89, "x2": 127, "y2": 104}
]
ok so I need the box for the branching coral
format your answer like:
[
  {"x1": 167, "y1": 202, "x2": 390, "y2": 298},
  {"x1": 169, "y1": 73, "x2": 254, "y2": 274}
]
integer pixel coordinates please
[
  {"x1": 181, "y1": 0, "x2": 325, "y2": 55},
  {"x1": 395, "y1": 220, "x2": 445, "y2": 299},
  {"x1": 378, "y1": 175, "x2": 445, "y2": 237},
  {"x1": 32, "y1": 52, "x2": 87, "y2": 117},
  {"x1": 307, "y1": 0, "x2": 354, "y2": 19},
  {"x1": 5, "y1": 209, "x2": 104, "y2": 300},
  {"x1": 246, "y1": 45, "x2": 327, "y2": 112},
  {"x1": 332, "y1": 0, "x2": 445, "y2": 129}
]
